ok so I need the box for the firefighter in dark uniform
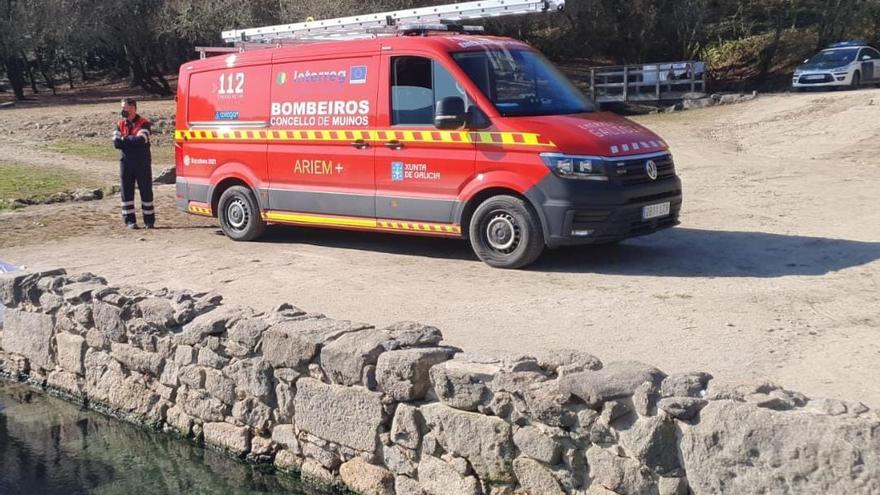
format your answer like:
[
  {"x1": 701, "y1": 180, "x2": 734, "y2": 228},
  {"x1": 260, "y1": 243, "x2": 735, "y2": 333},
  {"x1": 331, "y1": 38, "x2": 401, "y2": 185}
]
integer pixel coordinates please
[{"x1": 113, "y1": 98, "x2": 155, "y2": 229}]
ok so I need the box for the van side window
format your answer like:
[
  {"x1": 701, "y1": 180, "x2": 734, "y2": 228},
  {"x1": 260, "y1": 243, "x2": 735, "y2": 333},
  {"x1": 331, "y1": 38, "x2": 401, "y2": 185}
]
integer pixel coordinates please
[{"x1": 391, "y1": 56, "x2": 469, "y2": 126}]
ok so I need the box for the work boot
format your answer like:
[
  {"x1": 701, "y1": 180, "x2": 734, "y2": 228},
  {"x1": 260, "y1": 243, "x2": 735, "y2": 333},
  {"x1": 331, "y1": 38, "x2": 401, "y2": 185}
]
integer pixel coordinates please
[
  {"x1": 145, "y1": 224, "x2": 155, "y2": 230},
  {"x1": 126, "y1": 223, "x2": 139, "y2": 230}
]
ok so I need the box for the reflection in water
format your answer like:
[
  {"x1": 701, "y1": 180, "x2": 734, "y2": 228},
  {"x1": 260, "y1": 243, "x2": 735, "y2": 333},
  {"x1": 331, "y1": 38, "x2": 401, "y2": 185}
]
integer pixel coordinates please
[{"x1": 0, "y1": 382, "x2": 336, "y2": 495}]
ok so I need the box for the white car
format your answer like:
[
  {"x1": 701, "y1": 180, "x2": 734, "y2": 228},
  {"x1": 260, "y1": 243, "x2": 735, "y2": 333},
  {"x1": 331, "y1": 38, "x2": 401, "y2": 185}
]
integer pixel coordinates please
[{"x1": 793, "y1": 41, "x2": 880, "y2": 90}]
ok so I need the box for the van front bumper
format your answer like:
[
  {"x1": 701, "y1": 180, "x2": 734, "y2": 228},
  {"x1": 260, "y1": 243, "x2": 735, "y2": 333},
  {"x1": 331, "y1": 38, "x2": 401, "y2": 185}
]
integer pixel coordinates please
[{"x1": 525, "y1": 173, "x2": 683, "y2": 248}]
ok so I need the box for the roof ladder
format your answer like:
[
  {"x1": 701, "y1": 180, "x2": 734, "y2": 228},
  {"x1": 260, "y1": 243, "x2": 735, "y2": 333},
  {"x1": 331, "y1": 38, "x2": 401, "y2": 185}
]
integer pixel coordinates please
[{"x1": 221, "y1": 0, "x2": 565, "y2": 43}]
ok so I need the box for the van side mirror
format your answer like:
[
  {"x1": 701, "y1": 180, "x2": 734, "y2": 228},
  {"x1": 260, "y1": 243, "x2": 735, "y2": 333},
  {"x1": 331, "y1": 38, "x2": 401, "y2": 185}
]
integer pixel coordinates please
[{"x1": 435, "y1": 97, "x2": 466, "y2": 130}]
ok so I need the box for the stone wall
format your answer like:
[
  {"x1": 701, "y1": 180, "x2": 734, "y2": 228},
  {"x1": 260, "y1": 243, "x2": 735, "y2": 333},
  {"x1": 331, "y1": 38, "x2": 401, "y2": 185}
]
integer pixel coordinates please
[{"x1": 1, "y1": 269, "x2": 878, "y2": 495}]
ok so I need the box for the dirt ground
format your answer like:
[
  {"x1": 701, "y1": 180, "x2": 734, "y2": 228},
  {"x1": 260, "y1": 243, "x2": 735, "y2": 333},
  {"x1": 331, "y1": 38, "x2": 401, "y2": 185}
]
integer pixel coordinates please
[{"x1": 2, "y1": 89, "x2": 879, "y2": 407}]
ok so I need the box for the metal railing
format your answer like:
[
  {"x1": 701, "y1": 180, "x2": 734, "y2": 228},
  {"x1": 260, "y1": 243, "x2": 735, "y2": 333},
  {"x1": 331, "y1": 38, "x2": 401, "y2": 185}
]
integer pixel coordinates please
[{"x1": 589, "y1": 61, "x2": 707, "y2": 104}]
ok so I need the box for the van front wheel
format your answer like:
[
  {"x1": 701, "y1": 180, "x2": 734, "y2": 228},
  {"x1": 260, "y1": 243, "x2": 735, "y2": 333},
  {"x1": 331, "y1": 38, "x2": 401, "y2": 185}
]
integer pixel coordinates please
[
  {"x1": 218, "y1": 185, "x2": 266, "y2": 241},
  {"x1": 469, "y1": 195, "x2": 544, "y2": 269}
]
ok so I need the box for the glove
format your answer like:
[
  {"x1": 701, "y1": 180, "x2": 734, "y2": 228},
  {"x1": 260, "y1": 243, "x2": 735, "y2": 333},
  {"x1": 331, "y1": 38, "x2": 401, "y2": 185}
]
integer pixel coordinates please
[{"x1": 112, "y1": 130, "x2": 122, "y2": 140}]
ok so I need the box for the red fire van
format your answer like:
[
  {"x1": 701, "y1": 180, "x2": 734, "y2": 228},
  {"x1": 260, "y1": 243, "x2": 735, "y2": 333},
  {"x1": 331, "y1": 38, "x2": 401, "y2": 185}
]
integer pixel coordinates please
[{"x1": 175, "y1": 31, "x2": 682, "y2": 268}]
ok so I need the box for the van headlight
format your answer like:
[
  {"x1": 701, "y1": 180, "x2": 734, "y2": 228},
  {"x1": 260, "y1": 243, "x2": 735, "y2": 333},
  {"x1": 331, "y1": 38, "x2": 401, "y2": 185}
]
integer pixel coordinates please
[{"x1": 541, "y1": 153, "x2": 608, "y2": 181}]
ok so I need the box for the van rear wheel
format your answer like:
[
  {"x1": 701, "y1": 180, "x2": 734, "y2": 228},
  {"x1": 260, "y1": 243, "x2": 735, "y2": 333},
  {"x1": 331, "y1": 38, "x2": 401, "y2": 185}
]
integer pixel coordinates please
[
  {"x1": 469, "y1": 195, "x2": 544, "y2": 269},
  {"x1": 218, "y1": 185, "x2": 266, "y2": 241}
]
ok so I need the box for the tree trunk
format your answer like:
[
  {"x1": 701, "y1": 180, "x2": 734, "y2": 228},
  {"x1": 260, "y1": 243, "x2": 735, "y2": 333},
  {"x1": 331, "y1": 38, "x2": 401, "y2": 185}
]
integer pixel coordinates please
[
  {"x1": 78, "y1": 58, "x2": 89, "y2": 82},
  {"x1": 3, "y1": 57, "x2": 26, "y2": 100},
  {"x1": 758, "y1": 14, "x2": 785, "y2": 82},
  {"x1": 66, "y1": 63, "x2": 75, "y2": 90},
  {"x1": 34, "y1": 53, "x2": 57, "y2": 96},
  {"x1": 20, "y1": 53, "x2": 39, "y2": 94},
  {"x1": 150, "y1": 62, "x2": 173, "y2": 96}
]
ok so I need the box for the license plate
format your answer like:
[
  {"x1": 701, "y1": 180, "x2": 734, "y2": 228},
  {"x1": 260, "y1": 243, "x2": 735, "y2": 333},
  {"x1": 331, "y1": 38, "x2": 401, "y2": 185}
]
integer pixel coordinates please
[
  {"x1": 643, "y1": 202, "x2": 671, "y2": 220},
  {"x1": 804, "y1": 75, "x2": 825, "y2": 80}
]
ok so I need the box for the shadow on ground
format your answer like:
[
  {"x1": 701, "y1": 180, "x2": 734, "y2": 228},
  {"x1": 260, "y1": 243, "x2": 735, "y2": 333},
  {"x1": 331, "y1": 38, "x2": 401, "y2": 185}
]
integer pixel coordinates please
[
  {"x1": 536, "y1": 228, "x2": 880, "y2": 277},
  {"x1": 255, "y1": 226, "x2": 880, "y2": 278}
]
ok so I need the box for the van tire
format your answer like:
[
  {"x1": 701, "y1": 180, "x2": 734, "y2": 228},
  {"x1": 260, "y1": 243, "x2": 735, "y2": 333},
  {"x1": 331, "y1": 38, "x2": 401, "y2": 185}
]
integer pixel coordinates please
[
  {"x1": 217, "y1": 186, "x2": 266, "y2": 241},
  {"x1": 469, "y1": 195, "x2": 544, "y2": 269}
]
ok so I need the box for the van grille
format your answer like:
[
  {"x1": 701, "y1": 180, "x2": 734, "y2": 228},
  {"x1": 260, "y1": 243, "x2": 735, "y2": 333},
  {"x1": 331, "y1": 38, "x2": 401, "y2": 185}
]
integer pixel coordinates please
[{"x1": 610, "y1": 154, "x2": 676, "y2": 185}]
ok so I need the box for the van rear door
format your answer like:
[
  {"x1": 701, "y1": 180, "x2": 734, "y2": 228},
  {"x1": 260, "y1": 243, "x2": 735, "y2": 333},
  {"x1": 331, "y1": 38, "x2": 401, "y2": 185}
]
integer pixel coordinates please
[
  {"x1": 374, "y1": 54, "x2": 476, "y2": 224},
  {"x1": 182, "y1": 56, "x2": 272, "y2": 209},
  {"x1": 266, "y1": 54, "x2": 380, "y2": 220}
]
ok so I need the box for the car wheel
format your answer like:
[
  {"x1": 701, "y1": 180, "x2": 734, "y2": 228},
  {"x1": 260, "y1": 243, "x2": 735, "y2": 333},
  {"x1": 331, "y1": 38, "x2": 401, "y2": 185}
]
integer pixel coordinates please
[
  {"x1": 850, "y1": 71, "x2": 861, "y2": 89},
  {"x1": 469, "y1": 195, "x2": 544, "y2": 269},
  {"x1": 218, "y1": 185, "x2": 266, "y2": 241}
]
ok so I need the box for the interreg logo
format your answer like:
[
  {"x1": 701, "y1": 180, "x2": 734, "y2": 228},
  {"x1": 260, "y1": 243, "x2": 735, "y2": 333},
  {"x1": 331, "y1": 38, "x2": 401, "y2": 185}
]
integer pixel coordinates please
[
  {"x1": 350, "y1": 65, "x2": 368, "y2": 85},
  {"x1": 291, "y1": 69, "x2": 347, "y2": 85},
  {"x1": 391, "y1": 162, "x2": 405, "y2": 182}
]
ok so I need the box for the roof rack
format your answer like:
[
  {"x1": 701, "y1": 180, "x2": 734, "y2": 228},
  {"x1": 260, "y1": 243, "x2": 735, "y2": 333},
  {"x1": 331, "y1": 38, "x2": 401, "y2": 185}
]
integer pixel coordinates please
[{"x1": 221, "y1": 0, "x2": 564, "y2": 43}]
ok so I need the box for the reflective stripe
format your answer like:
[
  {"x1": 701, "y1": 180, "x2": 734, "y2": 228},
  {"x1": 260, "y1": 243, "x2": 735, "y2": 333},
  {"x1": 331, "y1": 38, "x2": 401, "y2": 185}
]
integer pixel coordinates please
[
  {"x1": 143, "y1": 208, "x2": 155, "y2": 214},
  {"x1": 141, "y1": 202, "x2": 154, "y2": 207},
  {"x1": 121, "y1": 201, "x2": 134, "y2": 206},
  {"x1": 175, "y1": 128, "x2": 556, "y2": 148},
  {"x1": 188, "y1": 204, "x2": 213, "y2": 216},
  {"x1": 122, "y1": 208, "x2": 135, "y2": 214},
  {"x1": 263, "y1": 210, "x2": 462, "y2": 236}
]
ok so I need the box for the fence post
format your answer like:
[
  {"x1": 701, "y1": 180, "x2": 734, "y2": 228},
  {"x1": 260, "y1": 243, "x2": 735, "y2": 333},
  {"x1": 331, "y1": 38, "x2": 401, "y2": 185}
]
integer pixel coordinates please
[
  {"x1": 622, "y1": 66, "x2": 629, "y2": 103},
  {"x1": 655, "y1": 66, "x2": 661, "y2": 101},
  {"x1": 590, "y1": 68, "x2": 596, "y2": 102}
]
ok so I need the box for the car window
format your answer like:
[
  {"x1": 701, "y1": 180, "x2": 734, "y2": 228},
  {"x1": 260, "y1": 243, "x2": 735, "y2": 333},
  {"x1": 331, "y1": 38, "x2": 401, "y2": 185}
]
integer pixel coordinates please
[
  {"x1": 867, "y1": 48, "x2": 880, "y2": 60},
  {"x1": 808, "y1": 49, "x2": 858, "y2": 65},
  {"x1": 390, "y1": 56, "x2": 469, "y2": 126}
]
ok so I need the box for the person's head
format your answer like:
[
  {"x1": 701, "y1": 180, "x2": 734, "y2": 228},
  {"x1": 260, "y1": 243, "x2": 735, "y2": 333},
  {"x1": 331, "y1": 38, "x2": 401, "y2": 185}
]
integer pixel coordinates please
[{"x1": 121, "y1": 98, "x2": 137, "y2": 120}]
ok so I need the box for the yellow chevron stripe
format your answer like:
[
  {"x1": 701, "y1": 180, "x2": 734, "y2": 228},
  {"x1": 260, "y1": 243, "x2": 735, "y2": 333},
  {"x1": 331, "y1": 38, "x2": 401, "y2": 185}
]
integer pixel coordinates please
[
  {"x1": 265, "y1": 213, "x2": 462, "y2": 235},
  {"x1": 174, "y1": 129, "x2": 553, "y2": 147},
  {"x1": 187, "y1": 204, "x2": 213, "y2": 216},
  {"x1": 265, "y1": 211, "x2": 377, "y2": 228}
]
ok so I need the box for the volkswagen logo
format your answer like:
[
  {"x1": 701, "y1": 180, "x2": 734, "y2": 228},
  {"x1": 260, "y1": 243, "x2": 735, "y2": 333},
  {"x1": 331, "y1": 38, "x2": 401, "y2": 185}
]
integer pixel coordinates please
[{"x1": 645, "y1": 160, "x2": 658, "y2": 180}]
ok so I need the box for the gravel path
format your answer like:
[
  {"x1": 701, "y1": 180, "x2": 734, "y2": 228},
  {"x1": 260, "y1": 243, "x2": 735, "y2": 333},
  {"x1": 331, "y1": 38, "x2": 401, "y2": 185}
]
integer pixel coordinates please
[{"x1": 2, "y1": 89, "x2": 879, "y2": 406}]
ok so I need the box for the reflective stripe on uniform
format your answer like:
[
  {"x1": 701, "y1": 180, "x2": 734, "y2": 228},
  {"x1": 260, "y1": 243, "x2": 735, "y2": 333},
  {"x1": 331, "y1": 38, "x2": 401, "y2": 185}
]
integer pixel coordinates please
[
  {"x1": 143, "y1": 208, "x2": 155, "y2": 214},
  {"x1": 122, "y1": 208, "x2": 135, "y2": 214},
  {"x1": 121, "y1": 201, "x2": 134, "y2": 207},
  {"x1": 142, "y1": 202, "x2": 154, "y2": 207},
  {"x1": 175, "y1": 128, "x2": 555, "y2": 148}
]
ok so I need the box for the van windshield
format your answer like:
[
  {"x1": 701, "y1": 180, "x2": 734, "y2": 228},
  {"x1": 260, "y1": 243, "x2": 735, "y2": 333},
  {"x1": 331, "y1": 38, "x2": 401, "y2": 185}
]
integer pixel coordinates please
[{"x1": 453, "y1": 48, "x2": 594, "y2": 117}]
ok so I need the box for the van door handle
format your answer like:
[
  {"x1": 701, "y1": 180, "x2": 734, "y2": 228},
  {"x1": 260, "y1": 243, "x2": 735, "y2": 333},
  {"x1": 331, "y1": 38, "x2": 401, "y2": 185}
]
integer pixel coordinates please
[
  {"x1": 385, "y1": 140, "x2": 404, "y2": 150},
  {"x1": 351, "y1": 139, "x2": 370, "y2": 150}
]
